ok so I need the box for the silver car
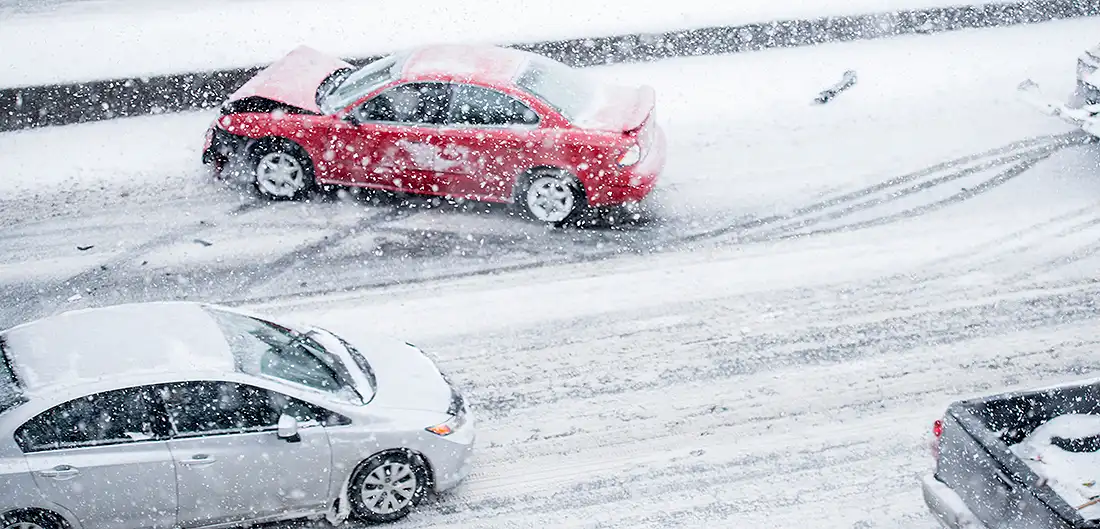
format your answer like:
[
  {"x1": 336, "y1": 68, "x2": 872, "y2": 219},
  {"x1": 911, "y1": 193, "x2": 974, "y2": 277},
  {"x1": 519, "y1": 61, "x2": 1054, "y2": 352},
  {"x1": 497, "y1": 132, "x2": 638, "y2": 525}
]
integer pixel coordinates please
[{"x1": 0, "y1": 302, "x2": 475, "y2": 529}]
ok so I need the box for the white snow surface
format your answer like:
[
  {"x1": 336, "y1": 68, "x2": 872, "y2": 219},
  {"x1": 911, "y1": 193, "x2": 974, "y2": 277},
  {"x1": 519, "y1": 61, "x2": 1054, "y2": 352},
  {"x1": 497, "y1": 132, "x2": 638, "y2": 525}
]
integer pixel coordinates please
[
  {"x1": 7, "y1": 18, "x2": 1100, "y2": 529},
  {"x1": 2, "y1": 0, "x2": 1023, "y2": 87},
  {"x1": 1012, "y1": 414, "x2": 1100, "y2": 520}
]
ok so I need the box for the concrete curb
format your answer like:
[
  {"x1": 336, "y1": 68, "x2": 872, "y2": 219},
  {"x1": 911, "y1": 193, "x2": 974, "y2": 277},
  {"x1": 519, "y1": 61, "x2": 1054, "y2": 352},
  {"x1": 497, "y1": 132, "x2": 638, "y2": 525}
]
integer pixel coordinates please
[{"x1": 2, "y1": 0, "x2": 1097, "y2": 132}]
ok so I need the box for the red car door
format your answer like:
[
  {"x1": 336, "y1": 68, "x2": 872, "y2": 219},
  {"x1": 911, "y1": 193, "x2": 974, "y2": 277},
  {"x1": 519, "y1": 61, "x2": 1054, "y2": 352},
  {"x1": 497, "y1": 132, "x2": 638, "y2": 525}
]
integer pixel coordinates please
[
  {"x1": 434, "y1": 84, "x2": 542, "y2": 201},
  {"x1": 339, "y1": 82, "x2": 453, "y2": 195}
]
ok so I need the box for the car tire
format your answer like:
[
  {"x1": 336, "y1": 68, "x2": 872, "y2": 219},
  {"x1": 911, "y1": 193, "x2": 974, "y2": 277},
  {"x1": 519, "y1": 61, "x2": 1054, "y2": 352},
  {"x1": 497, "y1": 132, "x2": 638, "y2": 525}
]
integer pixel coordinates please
[
  {"x1": 0, "y1": 510, "x2": 64, "y2": 529},
  {"x1": 517, "y1": 168, "x2": 585, "y2": 225},
  {"x1": 348, "y1": 451, "x2": 430, "y2": 524},
  {"x1": 250, "y1": 139, "x2": 315, "y2": 201}
]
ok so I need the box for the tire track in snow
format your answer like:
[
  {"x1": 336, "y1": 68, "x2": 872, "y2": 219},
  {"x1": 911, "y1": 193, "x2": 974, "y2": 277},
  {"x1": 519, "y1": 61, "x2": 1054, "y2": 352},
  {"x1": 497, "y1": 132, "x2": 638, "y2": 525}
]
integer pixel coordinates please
[
  {"x1": 7, "y1": 200, "x2": 271, "y2": 318},
  {"x1": 855, "y1": 201, "x2": 1100, "y2": 288},
  {"x1": 221, "y1": 204, "x2": 425, "y2": 298},
  {"x1": 455, "y1": 282, "x2": 1100, "y2": 422},
  {"x1": 349, "y1": 296, "x2": 1100, "y2": 528},
  {"x1": 673, "y1": 131, "x2": 1085, "y2": 246},
  {"x1": 234, "y1": 132, "x2": 1082, "y2": 308},
  {"x1": 754, "y1": 143, "x2": 1065, "y2": 241},
  {"x1": 1003, "y1": 230, "x2": 1100, "y2": 283}
]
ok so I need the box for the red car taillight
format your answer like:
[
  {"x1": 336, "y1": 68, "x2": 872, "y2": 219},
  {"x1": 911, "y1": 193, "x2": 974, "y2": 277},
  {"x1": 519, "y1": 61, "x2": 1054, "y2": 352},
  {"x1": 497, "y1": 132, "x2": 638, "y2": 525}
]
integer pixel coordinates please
[{"x1": 931, "y1": 419, "x2": 944, "y2": 462}]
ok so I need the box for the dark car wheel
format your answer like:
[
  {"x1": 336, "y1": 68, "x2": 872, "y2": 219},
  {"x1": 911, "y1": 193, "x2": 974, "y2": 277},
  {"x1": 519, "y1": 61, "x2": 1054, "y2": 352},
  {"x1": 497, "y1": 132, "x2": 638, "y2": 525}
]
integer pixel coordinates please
[
  {"x1": 517, "y1": 168, "x2": 585, "y2": 225},
  {"x1": 250, "y1": 139, "x2": 315, "y2": 201},
  {"x1": 1, "y1": 510, "x2": 63, "y2": 529},
  {"x1": 349, "y1": 451, "x2": 430, "y2": 524}
]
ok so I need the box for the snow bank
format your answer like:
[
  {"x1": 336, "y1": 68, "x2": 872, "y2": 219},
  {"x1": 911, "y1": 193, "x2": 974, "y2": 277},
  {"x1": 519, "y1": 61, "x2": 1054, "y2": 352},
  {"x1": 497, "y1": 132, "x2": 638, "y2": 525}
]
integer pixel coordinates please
[
  {"x1": 1012, "y1": 414, "x2": 1100, "y2": 520},
  {"x1": 1, "y1": 0, "x2": 1023, "y2": 87}
]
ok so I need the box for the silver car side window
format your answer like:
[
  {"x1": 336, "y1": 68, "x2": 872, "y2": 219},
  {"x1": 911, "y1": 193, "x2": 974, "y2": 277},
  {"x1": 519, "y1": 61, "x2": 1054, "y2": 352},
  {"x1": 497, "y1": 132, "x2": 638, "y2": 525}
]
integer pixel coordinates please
[
  {"x1": 14, "y1": 386, "x2": 168, "y2": 453},
  {"x1": 159, "y1": 381, "x2": 323, "y2": 437}
]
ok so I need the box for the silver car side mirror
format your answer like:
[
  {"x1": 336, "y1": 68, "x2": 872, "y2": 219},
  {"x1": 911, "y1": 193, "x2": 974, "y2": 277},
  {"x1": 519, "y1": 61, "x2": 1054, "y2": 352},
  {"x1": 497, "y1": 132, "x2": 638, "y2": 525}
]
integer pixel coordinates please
[{"x1": 277, "y1": 414, "x2": 301, "y2": 443}]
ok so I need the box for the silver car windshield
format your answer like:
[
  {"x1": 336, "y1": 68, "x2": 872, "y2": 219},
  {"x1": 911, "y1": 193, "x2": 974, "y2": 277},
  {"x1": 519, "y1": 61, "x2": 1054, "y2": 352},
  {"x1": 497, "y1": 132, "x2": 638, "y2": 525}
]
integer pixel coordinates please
[
  {"x1": 319, "y1": 54, "x2": 404, "y2": 115},
  {"x1": 203, "y1": 308, "x2": 364, "y2": 403},
  {"x1": 514, "y1": 57, "x2": 596, "y2": 122},
  {"x1": 0, "y1": 337, "x2": 24, "y2": 414}
]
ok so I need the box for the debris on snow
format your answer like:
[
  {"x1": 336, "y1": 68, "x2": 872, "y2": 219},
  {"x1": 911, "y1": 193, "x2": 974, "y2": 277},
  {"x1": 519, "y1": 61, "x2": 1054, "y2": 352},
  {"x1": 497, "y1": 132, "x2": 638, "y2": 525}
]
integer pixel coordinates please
[{"x1": 814, "y1": 70, "x2": 858, "y2": 105}]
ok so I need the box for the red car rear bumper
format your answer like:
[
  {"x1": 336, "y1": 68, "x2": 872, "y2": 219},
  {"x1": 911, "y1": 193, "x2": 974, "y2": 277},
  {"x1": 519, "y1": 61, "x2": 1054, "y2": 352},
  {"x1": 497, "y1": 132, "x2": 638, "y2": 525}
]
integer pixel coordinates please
[{"x1": 586, "y1": 125, "x2": 667, "y2": 207}]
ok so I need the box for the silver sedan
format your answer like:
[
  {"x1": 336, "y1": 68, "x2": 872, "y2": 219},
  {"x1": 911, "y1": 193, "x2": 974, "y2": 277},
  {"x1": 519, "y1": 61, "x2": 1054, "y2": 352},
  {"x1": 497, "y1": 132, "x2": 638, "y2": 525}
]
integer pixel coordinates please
[{"x1": 0, "y1": 302, "x2": 475, "y2": 529}]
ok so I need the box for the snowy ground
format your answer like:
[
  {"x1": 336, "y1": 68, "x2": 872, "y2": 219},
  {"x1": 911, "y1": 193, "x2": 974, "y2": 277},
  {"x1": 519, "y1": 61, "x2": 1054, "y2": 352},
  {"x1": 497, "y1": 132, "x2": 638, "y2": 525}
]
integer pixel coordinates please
[
  {"x1": 0, "y1": 0, "x2": 1022, "y2": 87},
  {"x1": 4, "y1": 16, "x2": 1100, "y2": 529}
]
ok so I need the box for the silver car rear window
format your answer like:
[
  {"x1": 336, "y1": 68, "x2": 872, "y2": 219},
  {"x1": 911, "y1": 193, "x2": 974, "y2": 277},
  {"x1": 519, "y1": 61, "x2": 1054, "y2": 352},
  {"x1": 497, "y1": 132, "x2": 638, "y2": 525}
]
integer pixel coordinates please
[{"x1": 0, "y1": 336, "x2": 24, "y2": 414}]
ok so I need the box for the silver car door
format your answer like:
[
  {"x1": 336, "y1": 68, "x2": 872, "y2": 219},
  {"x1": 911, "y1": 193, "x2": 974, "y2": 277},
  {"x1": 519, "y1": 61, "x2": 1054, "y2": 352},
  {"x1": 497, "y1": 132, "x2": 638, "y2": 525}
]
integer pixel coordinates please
[
  {"x1": 160, "y1": 381, "x2": 333, "y2": 528},
  {"x1": 15, "y1": 385, "x2": 177, "y2": 529}
]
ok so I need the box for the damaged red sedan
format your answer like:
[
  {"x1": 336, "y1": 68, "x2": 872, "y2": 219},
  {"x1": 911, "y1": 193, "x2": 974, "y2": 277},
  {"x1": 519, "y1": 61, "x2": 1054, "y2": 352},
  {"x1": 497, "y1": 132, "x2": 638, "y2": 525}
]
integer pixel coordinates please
[{"x1": 203, "y1": 44, "x2": 667, "y2": 224}]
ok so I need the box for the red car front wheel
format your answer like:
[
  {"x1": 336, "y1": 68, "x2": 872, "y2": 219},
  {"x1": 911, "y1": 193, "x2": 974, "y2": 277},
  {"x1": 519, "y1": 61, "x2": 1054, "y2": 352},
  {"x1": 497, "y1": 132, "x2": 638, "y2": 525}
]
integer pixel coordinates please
[{"x1": 250, "y1": 139, "x2": 315, "y2": 201}]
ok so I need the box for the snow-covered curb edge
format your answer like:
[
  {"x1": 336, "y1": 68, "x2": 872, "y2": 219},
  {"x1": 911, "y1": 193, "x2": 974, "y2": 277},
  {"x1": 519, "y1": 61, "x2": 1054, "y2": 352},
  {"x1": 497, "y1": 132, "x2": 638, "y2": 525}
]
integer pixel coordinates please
[{"x1": 1, "y1": 0, "x2": 1096, "y2": 133}]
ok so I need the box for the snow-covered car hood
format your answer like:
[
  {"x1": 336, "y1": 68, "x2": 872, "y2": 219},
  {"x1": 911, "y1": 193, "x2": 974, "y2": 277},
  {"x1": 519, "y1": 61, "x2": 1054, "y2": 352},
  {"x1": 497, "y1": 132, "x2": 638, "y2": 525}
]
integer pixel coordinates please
[
  {"x1": 225, "y1": 45, "x2": 352, "y2": 114},
  {"x1": 301, "y1": 325, "x2": 453, "y2": 414}
]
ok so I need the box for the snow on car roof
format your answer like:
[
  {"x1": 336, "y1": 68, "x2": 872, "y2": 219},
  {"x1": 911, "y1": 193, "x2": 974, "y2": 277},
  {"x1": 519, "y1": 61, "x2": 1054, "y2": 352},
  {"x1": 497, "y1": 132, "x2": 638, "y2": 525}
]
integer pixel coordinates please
[
  {"x1": 401, "y1": 45, "x2": 532, "y2": 84},
  {"x1": 0, "y1": 302, "x2": 234, "y2": 393}
]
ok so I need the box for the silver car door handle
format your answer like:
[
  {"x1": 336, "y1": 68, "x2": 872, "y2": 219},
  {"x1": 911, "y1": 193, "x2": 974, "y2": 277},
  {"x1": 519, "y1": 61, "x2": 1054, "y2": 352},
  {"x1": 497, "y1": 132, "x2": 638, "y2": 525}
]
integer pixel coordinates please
[
  {"x1": 38, "y1": 465, "x2": 80, "y2": 480},
  {"x1": 179, "y1": 454, "x2": 217, "y2": 467}
]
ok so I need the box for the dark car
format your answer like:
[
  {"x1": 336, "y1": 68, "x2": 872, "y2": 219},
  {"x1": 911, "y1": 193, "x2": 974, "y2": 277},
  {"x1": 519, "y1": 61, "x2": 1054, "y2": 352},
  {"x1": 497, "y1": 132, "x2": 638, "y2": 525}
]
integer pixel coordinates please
[{"x1": 924, "y1": 379, "x2": 1100, "y2": 528}]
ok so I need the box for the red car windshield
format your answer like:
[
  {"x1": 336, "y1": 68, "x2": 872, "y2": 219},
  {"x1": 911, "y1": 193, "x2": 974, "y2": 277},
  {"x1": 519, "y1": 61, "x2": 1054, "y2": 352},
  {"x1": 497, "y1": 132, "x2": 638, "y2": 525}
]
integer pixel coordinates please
[
  {"x1": 515, "y1": 58, "x2": 597, "y2": 122},
  {"x1": 320, "y1": 54, "x2": 404, "y2": 115}
]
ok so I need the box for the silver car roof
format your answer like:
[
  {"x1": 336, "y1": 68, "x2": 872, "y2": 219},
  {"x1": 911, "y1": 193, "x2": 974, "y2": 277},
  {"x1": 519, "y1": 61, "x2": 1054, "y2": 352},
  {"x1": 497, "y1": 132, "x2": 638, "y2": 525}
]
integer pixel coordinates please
[{"x1": 1, "y1": 302, "x2": 235, "y2": 395}]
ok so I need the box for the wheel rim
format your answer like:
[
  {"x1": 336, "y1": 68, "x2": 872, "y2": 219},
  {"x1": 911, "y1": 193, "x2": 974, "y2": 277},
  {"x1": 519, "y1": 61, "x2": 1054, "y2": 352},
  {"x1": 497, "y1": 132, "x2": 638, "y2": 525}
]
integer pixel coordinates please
[
  {"x1": 256, "y1": 152, "x2": 306, "y2": 197},
  {"x1": 4, "y1": 522, "x2": 45, "y2": 529},
  {"x1": 525, "y1": 176, "x2": 575, "y2": 223},
  {"x1": 360, "y1": 461, "x2": 418, "y2": 515}
]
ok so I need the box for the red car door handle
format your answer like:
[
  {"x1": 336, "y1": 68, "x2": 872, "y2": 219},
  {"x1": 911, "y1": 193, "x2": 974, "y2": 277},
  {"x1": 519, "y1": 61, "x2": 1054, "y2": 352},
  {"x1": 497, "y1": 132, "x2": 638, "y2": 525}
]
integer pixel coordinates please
[{"x1": 38, "y1": 465, "x2": 80, "y2": 480}]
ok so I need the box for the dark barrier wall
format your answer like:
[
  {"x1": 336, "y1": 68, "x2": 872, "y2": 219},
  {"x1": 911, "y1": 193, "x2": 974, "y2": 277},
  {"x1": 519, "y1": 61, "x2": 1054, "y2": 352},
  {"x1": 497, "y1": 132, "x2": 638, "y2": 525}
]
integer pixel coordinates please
[{"x1": 2, "y1": 0, "x2": 1098, "y2": 132}]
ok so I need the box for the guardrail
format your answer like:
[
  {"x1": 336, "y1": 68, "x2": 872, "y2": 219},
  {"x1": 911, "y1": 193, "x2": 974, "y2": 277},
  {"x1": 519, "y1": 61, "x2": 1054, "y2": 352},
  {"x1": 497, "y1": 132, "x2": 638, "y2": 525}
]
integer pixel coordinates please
[{"x1": 1, "y1": 0, "x2": 1097, "y2": 132}]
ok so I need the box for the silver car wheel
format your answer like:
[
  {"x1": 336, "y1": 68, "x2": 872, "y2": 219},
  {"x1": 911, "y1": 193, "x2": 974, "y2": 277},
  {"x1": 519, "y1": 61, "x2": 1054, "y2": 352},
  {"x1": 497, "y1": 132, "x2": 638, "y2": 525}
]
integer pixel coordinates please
[
  {"x1": 359, "y1": 461, "x2": 418, "y2": 515},
  {"x1": 256, "y1": 152, "x2": 306, "y2": 198},
  {"x1": 525, "y1": 175, "x2": 576, "y2": 223},
  {"x1": 4, "y1": 523, "x2": 45, "y2": 529}
]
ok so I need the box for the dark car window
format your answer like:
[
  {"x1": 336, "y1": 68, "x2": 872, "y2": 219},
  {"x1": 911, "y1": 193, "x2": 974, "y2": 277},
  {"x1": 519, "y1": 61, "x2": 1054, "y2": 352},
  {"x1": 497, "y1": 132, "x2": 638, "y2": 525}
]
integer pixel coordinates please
[
  {"x1": 0, "y1": 337, "x2": 24, "y2": 415},
  {"x1": 448, "y1": 84, "x2": 539, "y2": 127},
  {"x1": 159, "y1": 381, "x2": 328, "y2": 437},
  {"x1": 355, "y1": 82, "x2": 451, "y2": 126},
  {"x1": 15, "y1": 386, "x2": 168, "y2": 453}
]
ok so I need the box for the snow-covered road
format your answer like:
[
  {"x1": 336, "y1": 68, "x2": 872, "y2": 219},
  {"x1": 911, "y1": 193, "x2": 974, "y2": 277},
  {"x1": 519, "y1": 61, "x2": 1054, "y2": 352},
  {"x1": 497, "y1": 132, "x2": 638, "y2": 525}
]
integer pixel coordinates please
[
  {"x1": 3, "y1": 17, "x2": 1100, "y2": 528},
  {"x1": 2, "y1": 20, "x2": 1093, "y2": 326}
]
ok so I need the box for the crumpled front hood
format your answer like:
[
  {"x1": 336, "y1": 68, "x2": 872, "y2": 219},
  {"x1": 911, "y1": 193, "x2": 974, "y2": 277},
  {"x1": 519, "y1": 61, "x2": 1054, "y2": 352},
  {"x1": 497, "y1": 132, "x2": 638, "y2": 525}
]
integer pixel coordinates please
[{"x1": 225, "y1": 45, "x2": 352, "y2": 114}]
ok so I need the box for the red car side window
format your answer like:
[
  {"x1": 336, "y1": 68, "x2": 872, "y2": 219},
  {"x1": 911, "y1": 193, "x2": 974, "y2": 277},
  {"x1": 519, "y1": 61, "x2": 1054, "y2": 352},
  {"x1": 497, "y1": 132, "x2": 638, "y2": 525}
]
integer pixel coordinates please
[{"x1": 356, "y1": 82, "x2": 451, "y2": 126}]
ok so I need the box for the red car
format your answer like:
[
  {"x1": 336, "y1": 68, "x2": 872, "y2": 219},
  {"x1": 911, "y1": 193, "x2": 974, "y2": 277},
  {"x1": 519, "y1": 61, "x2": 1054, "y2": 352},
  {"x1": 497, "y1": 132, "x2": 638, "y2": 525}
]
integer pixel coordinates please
[{"x1": 202, "y1": 44, "x2": 666, "y2": 224}]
